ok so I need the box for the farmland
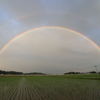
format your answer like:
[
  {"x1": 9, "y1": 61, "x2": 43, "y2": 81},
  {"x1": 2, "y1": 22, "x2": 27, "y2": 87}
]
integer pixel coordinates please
[{"x1": 0, "y1": 75, "x2": 100, "y2": 100}]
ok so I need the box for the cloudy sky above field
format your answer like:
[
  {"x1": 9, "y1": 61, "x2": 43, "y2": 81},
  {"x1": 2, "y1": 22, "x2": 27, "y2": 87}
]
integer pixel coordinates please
[
  {"x1": 0, "y1": 27, "x2": 100, "y2": 74},
  {"x1": 0, "y1": 0, "x2": 100, "y2": 73}
]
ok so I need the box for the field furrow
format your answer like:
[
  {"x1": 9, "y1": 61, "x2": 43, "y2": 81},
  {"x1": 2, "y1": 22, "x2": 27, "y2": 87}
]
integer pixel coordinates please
[{"x1": 0, "y1": 75, "x2": 100, "y2": 100}]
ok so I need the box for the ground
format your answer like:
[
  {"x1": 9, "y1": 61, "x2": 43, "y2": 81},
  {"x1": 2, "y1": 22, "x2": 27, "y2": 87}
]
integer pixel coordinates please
[{"x1": 0, "y1": 74, "x2": 100, "y2": 100}]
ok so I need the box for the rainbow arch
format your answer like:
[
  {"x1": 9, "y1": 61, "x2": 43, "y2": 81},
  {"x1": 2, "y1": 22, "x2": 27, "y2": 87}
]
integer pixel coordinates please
[{"x1": 0, "y1": 26, "x2": 100, "y2": 55}]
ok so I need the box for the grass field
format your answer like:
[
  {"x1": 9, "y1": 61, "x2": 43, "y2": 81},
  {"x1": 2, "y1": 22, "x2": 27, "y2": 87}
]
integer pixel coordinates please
[{"x1": 0, "y1": 74, "x2": 100, "y2": 100}]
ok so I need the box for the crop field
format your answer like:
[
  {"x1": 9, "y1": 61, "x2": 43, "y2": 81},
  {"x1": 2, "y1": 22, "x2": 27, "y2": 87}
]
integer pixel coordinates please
[{"x1": 0, "y1": 75, "x2": 100, "y2": 100}]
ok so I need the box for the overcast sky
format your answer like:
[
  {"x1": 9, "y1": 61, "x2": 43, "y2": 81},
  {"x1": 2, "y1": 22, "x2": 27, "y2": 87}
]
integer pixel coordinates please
[
  {"x1": 0, "y1": 0, "x2": 100, "y2": 74},
  {"x1": 0, "y1": 27, "x2": 100, "y2": 74},
  {"x1": 0, "y1": 0, "x2": 100, "y2": 47}
]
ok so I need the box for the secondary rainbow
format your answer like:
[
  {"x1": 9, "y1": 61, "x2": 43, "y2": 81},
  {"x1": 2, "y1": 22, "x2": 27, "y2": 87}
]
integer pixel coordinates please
[{"x1": 0, "y1": 26, "x2": 100, "y2": 55}]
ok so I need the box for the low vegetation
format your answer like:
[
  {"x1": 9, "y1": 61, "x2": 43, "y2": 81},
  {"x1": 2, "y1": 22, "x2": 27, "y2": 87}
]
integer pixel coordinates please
[{"x1": 0, "y1": 75, "x2": 100, "y2": 100}]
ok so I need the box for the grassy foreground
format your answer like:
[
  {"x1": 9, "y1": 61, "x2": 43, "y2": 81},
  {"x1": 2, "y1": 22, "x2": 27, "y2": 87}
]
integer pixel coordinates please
[{"x1": 0, "y1": 75, "x2": 100, "y2": 100}]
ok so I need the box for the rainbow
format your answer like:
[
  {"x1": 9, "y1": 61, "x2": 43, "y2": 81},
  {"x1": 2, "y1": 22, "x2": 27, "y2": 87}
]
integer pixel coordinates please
[{"x1": 0, "y1": 26, "x2": 100, "y2": 55}]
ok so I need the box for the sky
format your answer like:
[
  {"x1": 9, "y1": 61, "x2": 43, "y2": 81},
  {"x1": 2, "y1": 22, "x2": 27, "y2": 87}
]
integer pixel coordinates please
[
  {"x1": 0, "y1": 0, "x2": 100, "y2": 74},
  {"x1": 0, "y1": 27, "x2": 100, "y2": 74}
]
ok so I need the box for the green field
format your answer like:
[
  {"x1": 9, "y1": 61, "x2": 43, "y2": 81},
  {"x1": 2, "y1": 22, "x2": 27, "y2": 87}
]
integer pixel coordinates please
[{"x1": 0, "y1": 75, "x2": 100, "y2": 100}]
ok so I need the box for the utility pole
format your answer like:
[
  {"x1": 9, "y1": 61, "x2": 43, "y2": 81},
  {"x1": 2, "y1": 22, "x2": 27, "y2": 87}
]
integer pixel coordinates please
[{"x1": 94, "y1": 65, "x2": 98, "y2": 73}]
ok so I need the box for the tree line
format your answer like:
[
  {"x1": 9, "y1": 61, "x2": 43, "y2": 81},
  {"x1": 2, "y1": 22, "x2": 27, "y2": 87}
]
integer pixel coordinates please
[
  {"x1": 0, "y1": 70, "x2": 100, "y2": 75},
  {"x1": 0, "y1": 70, "x2": 46, "y2": 75},
  {"x1": 0, "y1": 70, "x2": 23, "y2": 75},
  {"x1": 64, "y1": 71, "x2": 100, "y2": 74}
]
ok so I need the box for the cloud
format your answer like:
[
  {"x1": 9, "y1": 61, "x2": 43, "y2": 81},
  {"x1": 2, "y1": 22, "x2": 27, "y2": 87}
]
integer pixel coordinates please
[
  {"x1": 0, "y1": 0, "x2": 100, "y2": 49},
  {"x1": 0, "y1": 27, "x2": 100, "y2": 74}
]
